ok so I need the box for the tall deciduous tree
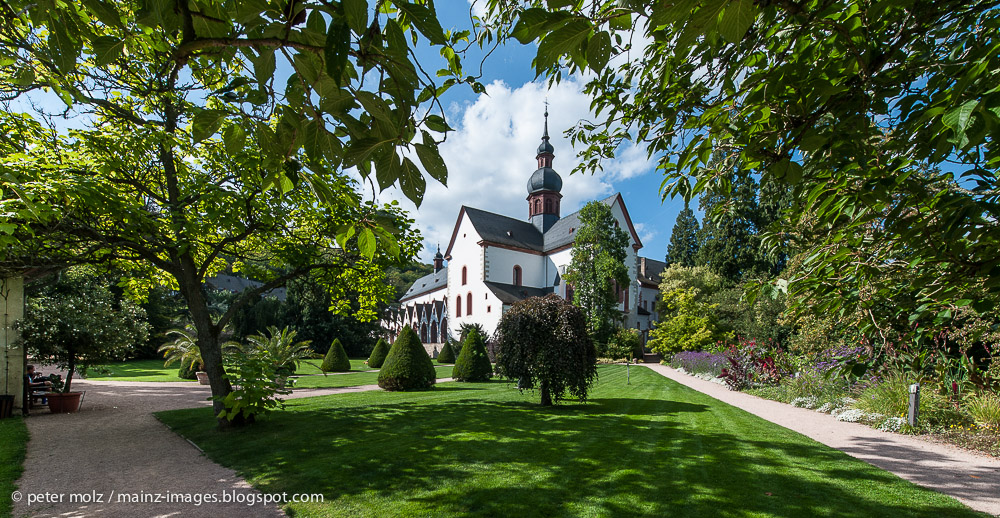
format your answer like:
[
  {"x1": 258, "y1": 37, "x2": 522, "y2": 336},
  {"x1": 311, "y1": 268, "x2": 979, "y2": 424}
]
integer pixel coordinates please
[
  {"x1": 0, "y1": 0, "x2": 473, "y2": 426},
  {"x1": 481, "y1": 0, "x2": 1000, "y2": 343},
  {"x1": 563, "y1": 201, "x2": 629, "y2": 347},
  {"x1": 665, "y1": 201, "x2": 699, "y2": 267}
]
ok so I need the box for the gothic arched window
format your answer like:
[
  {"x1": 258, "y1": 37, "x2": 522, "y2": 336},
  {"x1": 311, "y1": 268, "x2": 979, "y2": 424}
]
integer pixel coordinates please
[
  {"x1": 466, "y1": 292, "x2": 473, "y2": 315},
  {"x1": 462, "y1": 266, "x2": 467, "y2": 285},
  {"x1": 513, "y1": 265, "x2": 522, "y2": 286}
]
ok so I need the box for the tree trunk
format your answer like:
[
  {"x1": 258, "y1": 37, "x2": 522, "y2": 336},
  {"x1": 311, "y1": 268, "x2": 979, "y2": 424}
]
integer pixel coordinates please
[
  {"x1": 63, "y1": 356, "x2": 76, "y2": 393},
  {"x1": 175, "y1": 263, "x2": 247, "y2": 428},
  {"x1": 540, "y1": 380, "x2": 552, "y2": 406}
]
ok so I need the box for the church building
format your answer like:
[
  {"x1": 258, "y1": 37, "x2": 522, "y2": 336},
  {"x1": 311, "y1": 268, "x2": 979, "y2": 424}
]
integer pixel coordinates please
[{"x1": 382, "y1": 111, "x2": 666, "y2": 355}]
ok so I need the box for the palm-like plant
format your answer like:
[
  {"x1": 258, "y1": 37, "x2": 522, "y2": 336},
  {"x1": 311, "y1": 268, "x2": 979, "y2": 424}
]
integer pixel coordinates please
[
  {"x1": 159, "y1": 327, "x2": 240, "y2": 372},
  {"x1": 245, "y1": 326, "x2": 313, "y2": 377}
]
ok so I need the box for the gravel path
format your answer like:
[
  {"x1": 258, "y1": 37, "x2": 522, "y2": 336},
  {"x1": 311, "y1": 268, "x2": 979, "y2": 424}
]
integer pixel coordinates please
[
  {"x1": 10, "y1": 377, "x2": 443, "y2": 518},
  {"x1": 643, "y1": 363, "x2": 1000, "y2": 516}
]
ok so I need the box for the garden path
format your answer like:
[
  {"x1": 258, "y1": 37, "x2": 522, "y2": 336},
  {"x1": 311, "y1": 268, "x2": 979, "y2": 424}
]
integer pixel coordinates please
[
  {"x1": 12, "y1": 377, "x2": 452, "y2": 517},
  {"x1": 643, "y1": 363, "x2": 1000, "y2": 516}
]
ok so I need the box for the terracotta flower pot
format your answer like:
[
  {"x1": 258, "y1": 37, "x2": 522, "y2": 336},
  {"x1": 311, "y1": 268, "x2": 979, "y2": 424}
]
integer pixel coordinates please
[
  {"x1": 195, "y1": 371, "x2": 210, "y2": 385},
  {"x1": 46, "y1": 392, "x2": 83, "y2": 414}
]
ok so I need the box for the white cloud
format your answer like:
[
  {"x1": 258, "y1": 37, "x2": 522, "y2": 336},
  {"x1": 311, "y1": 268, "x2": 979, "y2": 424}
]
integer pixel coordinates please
[
  {"x1": 634, "y1": 222, "x2": 657, "y2": 245},
  {"x1": 366, "y1": 77, "x2": 654, "y2": 261}
]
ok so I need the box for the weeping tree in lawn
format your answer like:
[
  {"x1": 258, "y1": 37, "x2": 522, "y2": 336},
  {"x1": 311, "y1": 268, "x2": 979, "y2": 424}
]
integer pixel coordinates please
[
  {"x1": 495, "y1": 295, "x2": 597, "y2": 406},
  {"x1": 0, "y1": 0, "x2": 480, "y2": 427}
]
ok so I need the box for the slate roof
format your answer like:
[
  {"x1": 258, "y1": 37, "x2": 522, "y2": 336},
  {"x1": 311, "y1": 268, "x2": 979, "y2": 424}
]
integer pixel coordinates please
[
  {"x1": 463, "y1": 206, "x2": 545, "y2": 251},
  {"x1": 206, "y1": 274, "x2": 287, "y2": 301},
  {"x1": 401, "y1": 266, "x2": 448, "y2": 301},
  {"x1": 638, "y1": 257, "x2": 668, "y2": 285},
  {"x1": 541, "y1": 194, "x2": 618, "y2": 251},
  {"x1": 483, "y1": 281, "x2": 553, "y2": 304}
]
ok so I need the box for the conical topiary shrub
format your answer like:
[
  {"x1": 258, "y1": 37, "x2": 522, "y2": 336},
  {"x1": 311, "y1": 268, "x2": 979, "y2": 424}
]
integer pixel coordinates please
[
  {"x1": 321, "y1": 338, "x2": 351, "y2": 372},
  {"x1": 368, "y1": 338, "x2": 390, "y2": 368},
  {"x1": 436, "y1": 340, "x2": 456, "y2": 363},
  {"x1": 453, "y1": 328, "x2": 492, "y2": 382},
  {"x1": 378, "y1": 326, "x2": 436, "y2": 391}
]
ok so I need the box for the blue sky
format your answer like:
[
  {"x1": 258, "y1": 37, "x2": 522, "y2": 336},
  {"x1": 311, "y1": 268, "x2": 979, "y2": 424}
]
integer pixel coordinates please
[{"x1": 385, "y1": 1, "x2": 692, "y2": 264}]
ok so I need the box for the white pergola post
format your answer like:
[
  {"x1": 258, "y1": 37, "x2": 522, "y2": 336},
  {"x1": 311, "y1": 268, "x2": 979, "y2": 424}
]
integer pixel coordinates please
[{"x1": 1, "y1": 277, "x2": 25, "y2": 411}]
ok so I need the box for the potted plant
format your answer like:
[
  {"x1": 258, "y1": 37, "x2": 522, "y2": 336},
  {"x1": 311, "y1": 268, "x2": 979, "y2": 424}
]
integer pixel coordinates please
[
  {"x1": 17, "y1": 269, "x2": 149, "y2": 413},
  {"x1": 159, "y1": 327, "x2": 240, "y2": 385},
  {"x1": 244, "y1": 326, "x2": 313, "y2": 388}
]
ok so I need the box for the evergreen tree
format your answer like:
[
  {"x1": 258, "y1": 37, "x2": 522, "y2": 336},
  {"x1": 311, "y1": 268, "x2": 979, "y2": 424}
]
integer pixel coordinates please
[
  {"x1": 695, "y1": 171, "x2": 761, "y2": 282},
  {"x1": 452, "y1": 329, "x2": 492, "y2": 382},
  {"x1": 378, "y1": 326, "x2": 436, "y2": 391},
  {"x1": 436, "y1": 340, "x2": 456, "y2": 363},
  {"x1": 367, "y1": 338, "x2": 390, "y2": 369},
  {"x1": 564, "y1": 201, "x2": 630, "y2": 348},
  {"x1": 665, "y1": 201, "x2": 700, "y2": 267},
  {"x1": 320, "y1": 338, "x2": 351, "y2": 372}
]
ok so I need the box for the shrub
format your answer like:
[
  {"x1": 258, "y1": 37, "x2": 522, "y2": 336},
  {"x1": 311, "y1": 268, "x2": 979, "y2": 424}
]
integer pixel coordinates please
[
  {"x1": 966, "y1": 392, "x2": 1000, "y2": 430},
  {"x1": 494, "y1": 295, "x2": 597, "y2": 405},
  {"x1": 453, "y1": 329, "x2": 492, "y2": 382},
  {"x1": 647, "y1": 288, "x2": 726, "y2": 356},
  {"x1": 670, "y1": 351, "x2": 727, "y2": 377},
  {"x1": 436, "y1": 340, "x2": 456, "y2": 363},
  {"x1": 854, "y1": 374, "x2": 954, "y2": 426},
  {"x1": 367, "y1": 338, "x2": 389, "y2": 368},
  {"x1": 178, "y1": 362, "x2": 198, "y2": 380},
  {"x1": 378, "y1": 326, "x2": 436, "y2": 391},
  {"x1": 321, "y1": 338, "x2": 351, "y2": 372},
  {"x1": 606, "y1": 328, "x2": 641, "y2": 361},
  {"x1": 216, "y1": 347, "x2": 291, "y2": 423},
  {"x1": 246, "y1": 326, "x2": 312, "y2": 376},
  {"x1": 719, "y1": 338, "x2": 791, "y2": 391}
]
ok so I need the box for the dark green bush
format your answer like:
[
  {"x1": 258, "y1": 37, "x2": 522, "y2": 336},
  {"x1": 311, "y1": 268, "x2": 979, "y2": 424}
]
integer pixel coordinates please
[
  {"x1": 453, "y1": 328, "x2": 492, "y2": 382},
  {"x1": 494, "y1": 295, "x2": 596, "y2": 405},
  {"x1": 320, "y1": 338, "x2": 351, "y2": 372},
  {"x1": 178, "y1": 361, "x2": 198, "y2": 380},
  {"x1": 436, "y1": 341, "x2": 456, "y2": 363},
  {"x1": 367, "y1": 338, "x2": 390, "y2": 368},
  {"x1": 378, "y1": 326, "x2": 436, "y2": 391}
]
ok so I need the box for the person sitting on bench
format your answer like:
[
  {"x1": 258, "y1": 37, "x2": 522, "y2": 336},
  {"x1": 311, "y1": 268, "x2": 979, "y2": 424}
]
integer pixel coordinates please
[{"x1": 25, "y1": 365, "x2": 53, "y2": 405}]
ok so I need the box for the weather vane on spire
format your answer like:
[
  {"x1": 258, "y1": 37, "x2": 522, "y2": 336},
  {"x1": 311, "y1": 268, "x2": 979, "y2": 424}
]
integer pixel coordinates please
[{"x1": 543, "y1": 98, "x2": 550, "y2": 139}]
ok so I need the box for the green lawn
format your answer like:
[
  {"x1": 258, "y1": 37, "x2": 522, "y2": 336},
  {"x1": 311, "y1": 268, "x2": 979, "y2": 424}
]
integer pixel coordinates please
[
  {"x1": 0, "y1": 417, "x2": 28, "y2": 518},
  {"x1": 292, "y1": 358, "x2": 374, "y2": 375},
  {"x1": 157, "y1": 366, "x2": 983, "y2": 517},
  {"x1": 86, "y1": 359, "x2": 194, "y2": 382},
  {"x1": 88, "y1": 358, "x2": 374, "y2": 382},
  {"x1": 291, "y1": 365, "x2": 454, "y2": 389}
]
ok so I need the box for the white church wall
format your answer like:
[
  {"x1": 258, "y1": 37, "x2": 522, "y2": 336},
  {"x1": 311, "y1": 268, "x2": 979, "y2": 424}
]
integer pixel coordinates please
[
  {"x1": 485, "y1": 246, "x2": 546, "y2": 288},
  {"x1": 445, "y1": 213, "x2": 494, "y2": 340}
]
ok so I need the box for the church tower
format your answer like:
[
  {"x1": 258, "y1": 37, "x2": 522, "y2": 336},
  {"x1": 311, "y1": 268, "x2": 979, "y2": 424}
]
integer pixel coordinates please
[{"x1": 527, "y1": 108, "x2": 563, "y2": 232}]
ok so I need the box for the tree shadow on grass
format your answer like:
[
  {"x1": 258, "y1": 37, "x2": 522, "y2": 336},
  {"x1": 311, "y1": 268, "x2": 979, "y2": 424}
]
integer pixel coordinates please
[{"x1": 167, "y1": 392, "x2": 985, "y2": 518}]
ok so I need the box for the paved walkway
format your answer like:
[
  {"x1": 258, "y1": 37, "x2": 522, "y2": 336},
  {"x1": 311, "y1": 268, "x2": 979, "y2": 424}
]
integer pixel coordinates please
[
  {"x1": 643, "y1": 363, "x2": 1000, "y2": 516},
  {"x1": 11, "y1": 377, "x2": 447, "y2": 518}
]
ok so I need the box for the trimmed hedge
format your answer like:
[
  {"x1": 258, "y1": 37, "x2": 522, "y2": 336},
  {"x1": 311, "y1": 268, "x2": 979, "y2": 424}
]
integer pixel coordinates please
[
  {"x1": 368, "y1": 338, "x2": 390, "y2": 368},
  {"x1": 436, "y1": 341, "x2": 456, "y2": 363},
  {"x1": 452, "y1": 329, "x2": 492, "y2": 382},
  {"x1": 321, "y1": 338, "x2": 351, "y2": 372},
  {"x1": 378, "y1": 326, "x2": 436, "y2": 391}
]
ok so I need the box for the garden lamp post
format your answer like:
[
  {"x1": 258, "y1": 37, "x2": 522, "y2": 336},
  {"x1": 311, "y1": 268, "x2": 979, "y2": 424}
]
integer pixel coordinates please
[{"x1": 908, "y1": 383, "x2": 920, "y2": 427}]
